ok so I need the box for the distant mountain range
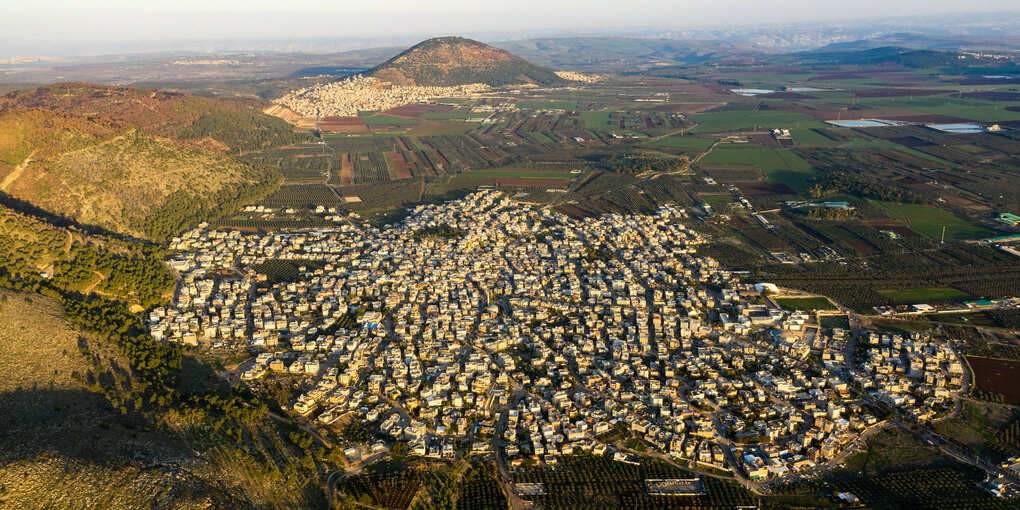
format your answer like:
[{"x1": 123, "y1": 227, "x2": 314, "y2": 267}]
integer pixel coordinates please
[{"x1": 794, "y1": 45, "x2": 1014, "y2": 68}]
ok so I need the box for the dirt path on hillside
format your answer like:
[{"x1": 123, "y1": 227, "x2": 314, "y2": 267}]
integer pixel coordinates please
[
  {"x1": 0, "y1": 150, "x2": 36, "y2": 192},
  {"x1": 83, "y1": 271, "x2": 105, "y2": 295}
]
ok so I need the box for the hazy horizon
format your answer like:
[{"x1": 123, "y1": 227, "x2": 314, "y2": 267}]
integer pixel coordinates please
[{"x1": 2, "y1": 1, "x2": 1020, "y2": 59}]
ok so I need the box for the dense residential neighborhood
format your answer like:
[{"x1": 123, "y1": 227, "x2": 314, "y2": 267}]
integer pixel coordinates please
[
  {"x1": 147, "y1": 190, "x2": 981, "y2": 492},
  {"x1": 276, "y1": 75, "x2": 490, "y2": 117}
]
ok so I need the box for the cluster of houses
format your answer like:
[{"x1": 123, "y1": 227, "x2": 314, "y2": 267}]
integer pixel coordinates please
[
  {"x1": 150, "y1": 190, "x2": 967, "y2": 485},
  {"x1": 276, "y1": 75, "x2": 490, "y2": 117}
]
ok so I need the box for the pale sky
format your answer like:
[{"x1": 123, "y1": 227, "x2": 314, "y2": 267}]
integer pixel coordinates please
[
  {"x1": 3, "y1": 0, "x2": 1019, "y2": 41},
  {"x1": 0, "y1": 0, "x2": 1015, "y2": 58}
]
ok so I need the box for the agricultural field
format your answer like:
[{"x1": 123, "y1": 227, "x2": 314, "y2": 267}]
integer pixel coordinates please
[
  {"x1": 514, "y1": 454, "x2": 755, "y2": 509},
  {"x1": 699, "y1": 149, "x2": 816, "y2": 193},
  {"x1": 774, "y1": 296, "x2": 836, "y2": 311},
  {"x1": 877, "y1": 287, "x2": 973, "y2": 303},
  {"x1": 872, "y1": 201, "x2": 995, "y2": 242},
  {"x1": 643, "y1": 135, "x2": 717, "y2": 151},
  {"x1": 689, "y1": 111, "x2": 824, "y2": 134},
  {"x1": 967, "y1": 356, "x2": 1020, "y2": 405},
  {"x1": 259, "y1": 184, "x2": 343, "y2": 208},
  {"x1": 830, "y1": 466, "x2": 1012, "y2": 510}
]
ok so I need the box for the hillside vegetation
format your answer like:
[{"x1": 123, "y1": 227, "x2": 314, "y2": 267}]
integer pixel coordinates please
[
  {"x1": 369, "y1": 36, "x2": 566, "y2": 87},
  {"x1": 0, "y1": 288, "x2": 224, "y2": 509},
  {"x1": 0, "y1": 82, "x2": 305, "y2": 153},
  {"x1": 0, "y1": 203, "x2": 173, "y2": 307},
  {"x1": 0, "y1": 108, "x2": 280, "y2": 240}
]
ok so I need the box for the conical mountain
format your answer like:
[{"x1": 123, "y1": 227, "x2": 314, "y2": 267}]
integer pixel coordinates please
[{"x1": 368, "y1": 36, "x2": 566, "y2": 87}]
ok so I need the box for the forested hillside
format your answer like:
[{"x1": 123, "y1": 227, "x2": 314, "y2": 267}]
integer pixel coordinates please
[
  {"x1": 0, "y1": 82, "x2": 305, "y2": 153},
  {"x1": 0, "y1": 108, "x2": 281, "y2": 240}
]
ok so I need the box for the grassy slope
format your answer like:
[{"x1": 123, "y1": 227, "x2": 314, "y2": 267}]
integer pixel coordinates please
[
  {"x1": 0, "y1": 289, "x2": 220, "y2": 509},
  {"x1": 0, "y1": 108, "x2": 270, "y2": 238}
]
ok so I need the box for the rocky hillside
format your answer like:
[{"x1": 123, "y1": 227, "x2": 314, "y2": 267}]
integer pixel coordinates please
[{"x1": 368, "y1": 36, "x2": 566, "y2": 87}]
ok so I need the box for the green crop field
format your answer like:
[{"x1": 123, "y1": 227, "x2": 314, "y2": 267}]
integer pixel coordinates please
[
  {"x1": 775, "y1": 296, "x2": 837, "y2": 311},
  {"x1": 700, "y1": 149, "x2": 817, "y2": 193},
  {"x1": 791, "y1": 128, "x2": 839, "y2": 146},
  {"x1": 359, "y1": 114, "x2": 421, "y2": 125},
  {"x1": 872, "y1": 201, "x2": 995, "y2": 241},
  {"x1": 858, "y1": 96, "x2": 1020, "y2": 122},
  {"x1": 517, "y1": 100, "x2": 578, "y2": 110},
  {"x1": 643, "y1": 136, "x2": 717, "y2": 151},
  {"x1": 527, "y1": 131, "x2": 557, "y2": 144},
  {"x1": 820, "y1": 315, "x2": 851, "y2": 329},
  {"x1": 580, "y1": 110, "x2": 615, "y2": 129},
  {"x1": 689, "y1": 110, "x2": 824, "y2": 134},
  {"x1": 420, "y1": 111, "x2": 490, "y2": 119},
  {"x1": 878, "y1": 288, "x2": 973, "y2": 303},
  {"x1": 700, "y1": 194, "x2": 734, "y2": 204}
]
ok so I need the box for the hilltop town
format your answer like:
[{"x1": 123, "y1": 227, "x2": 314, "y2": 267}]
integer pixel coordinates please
[
  {"x1": 150, "y1": 191, "x2": 987, "y2": 494},
  {"x1": 275, "y1": 75, "x2": 490, "y2": 117}
]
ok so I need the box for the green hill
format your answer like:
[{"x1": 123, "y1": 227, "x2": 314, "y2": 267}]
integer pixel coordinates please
[
  {"x1": 0, "y1": 108, "x2": 280, "y2": 240},
  {"x1": 368, "y1": 36, "x2": 567, "y2": 87},
  {"x1": 0, "y1": 82, "x2": 305, "y2": 153}
]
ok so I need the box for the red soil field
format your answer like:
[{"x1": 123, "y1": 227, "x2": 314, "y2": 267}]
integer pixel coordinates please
[
  {"x1": 848, "y1": 240, "x2": 878, "y2": 255},
  {"x1": 388, "y1": 151, "x2": 413, "y2": 180},
  {"x1": 728, "y1": 216, "x2": 750, "y2": 228},
  {"x1": 476, "y1": 146, "x2": 506, "y2": 165},
  {"x1": 733, "y1": 181, "x2": 797, "y2": 196},
  {"x1": 747, "y1": 133, "x2": 781, "y2": 148},
  {"x1": 339, "y1": 153, "x2": 354, "y2": 185},
  {"x1": 967, "y1": 356, "x2": 1020, "y2": 405},
  {"x1": 319, "y1": 116, "x2": 368, "y2": 133}
]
